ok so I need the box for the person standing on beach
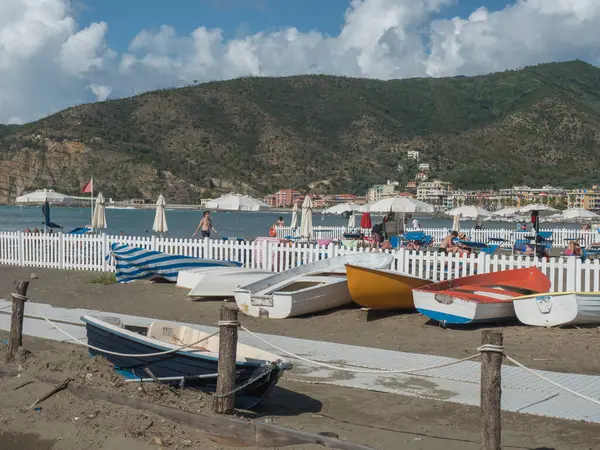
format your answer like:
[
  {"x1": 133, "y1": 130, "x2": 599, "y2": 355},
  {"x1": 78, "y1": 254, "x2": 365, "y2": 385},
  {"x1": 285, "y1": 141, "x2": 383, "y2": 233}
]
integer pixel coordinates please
[{"x1": 193, "y1": 211, "x2": 217, "y2": 238}]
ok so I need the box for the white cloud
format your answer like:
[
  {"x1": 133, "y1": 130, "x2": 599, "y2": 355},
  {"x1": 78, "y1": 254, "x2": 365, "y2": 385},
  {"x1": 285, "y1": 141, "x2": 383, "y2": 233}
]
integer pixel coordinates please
[
  {"x1": 88, "y1": 84, "x2": 111, "y2": 101},
  {"x1": 1, "y1": 0, "x2": 600, "y2": 124}
]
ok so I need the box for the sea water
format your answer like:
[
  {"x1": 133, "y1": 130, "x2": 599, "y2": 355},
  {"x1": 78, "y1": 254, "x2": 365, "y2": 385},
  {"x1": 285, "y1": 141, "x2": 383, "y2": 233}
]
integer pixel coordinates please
[{"x1": 0, "y1": 205, "x2": 570, "y2": 239}]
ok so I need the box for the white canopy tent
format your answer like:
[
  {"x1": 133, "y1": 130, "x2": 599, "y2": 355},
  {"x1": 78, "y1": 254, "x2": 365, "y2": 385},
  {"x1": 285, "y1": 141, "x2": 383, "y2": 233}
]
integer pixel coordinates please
[
  {"x1": 205, "y1": 194, "x2": 270, "y2": 212},
  {"x1": 16, "y1": 189, "x2": 69, "y2": 204}
]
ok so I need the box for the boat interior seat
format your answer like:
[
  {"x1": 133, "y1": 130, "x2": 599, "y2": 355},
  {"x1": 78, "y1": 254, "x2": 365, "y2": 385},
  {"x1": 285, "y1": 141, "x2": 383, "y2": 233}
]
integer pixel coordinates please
[{"x1": 147, "y1": 321, "x2": 212, "y2": 351}]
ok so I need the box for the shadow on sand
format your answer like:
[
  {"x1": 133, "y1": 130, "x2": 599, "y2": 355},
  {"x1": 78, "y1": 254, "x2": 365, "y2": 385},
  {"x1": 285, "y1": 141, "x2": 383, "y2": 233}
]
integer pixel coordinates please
[{"x1": 242, "y1": 385, "x2": 322, "y2": 419}]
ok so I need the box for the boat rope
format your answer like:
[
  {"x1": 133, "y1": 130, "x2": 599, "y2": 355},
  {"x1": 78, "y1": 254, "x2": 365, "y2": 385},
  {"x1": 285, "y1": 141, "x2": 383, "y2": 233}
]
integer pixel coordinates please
[
  {"x1": 213, "y1": 363, "x2": 275, "y2": 398},
  {"x1": 240, "y1": 325, "x2": 600, "y2": 405},
  {"x1": 239, "y1": 325, "x2": 480, "y2": 374},
  {"x1": 35, "y1": 309, "x2": 220, "y2": 358},
  {"x1": 503, "y1": 353, "x2": 600, "y2": 406}
]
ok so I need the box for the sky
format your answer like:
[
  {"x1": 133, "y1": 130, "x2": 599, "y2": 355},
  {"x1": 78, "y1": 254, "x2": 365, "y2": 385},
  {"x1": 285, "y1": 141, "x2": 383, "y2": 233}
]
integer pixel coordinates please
[{"x1": 1, "y1": 0, "x2": 600, "y2": 124}]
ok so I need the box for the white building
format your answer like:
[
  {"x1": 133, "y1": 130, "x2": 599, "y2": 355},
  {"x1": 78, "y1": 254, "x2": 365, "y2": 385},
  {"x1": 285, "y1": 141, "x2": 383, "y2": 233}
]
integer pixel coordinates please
[
  {"x1": 366, "y1": 184, "x2": 396, "y2": 202},
  {"x1": 417, "y1": 181, "x2": 453, "y2": 207},
  {"x1": 407, "y1": 150, "x2": 420, "y2": 160},
  {"x1": 418, "y1": 163, "x2": 430, "y2": 171}
]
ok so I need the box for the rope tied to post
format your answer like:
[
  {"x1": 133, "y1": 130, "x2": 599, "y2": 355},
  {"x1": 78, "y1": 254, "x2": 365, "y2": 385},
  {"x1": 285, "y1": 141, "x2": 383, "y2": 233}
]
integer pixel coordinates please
[
  {"x1": 477, "y1": 344, "x2": 504, "y2": 354},
  {"x1": 11, "y1": 292, "x2": 28, "y2": 302},
  {"x1": 217, "y1": 320, "x2": 240, "y2": 326}
]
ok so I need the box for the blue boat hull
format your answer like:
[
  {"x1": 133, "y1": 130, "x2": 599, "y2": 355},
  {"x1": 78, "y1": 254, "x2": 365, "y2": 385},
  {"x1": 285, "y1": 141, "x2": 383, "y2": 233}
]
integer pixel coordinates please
[{"x1": 84, "y1": 320, "x2": 283, "y2": 409}]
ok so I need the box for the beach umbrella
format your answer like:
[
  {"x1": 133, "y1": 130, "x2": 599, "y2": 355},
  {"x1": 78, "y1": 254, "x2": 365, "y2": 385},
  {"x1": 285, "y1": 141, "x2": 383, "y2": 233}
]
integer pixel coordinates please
[
  {"x1": 446, "y1": 205, "x2": 493, "y2": 219},
  {"x1": 494, "y1": 207, "x2": 518, "y2": 217},
  {"x1": 560, "y1": 208, "x2": 599, "y2": 220},
  {"x1": 363, "y1": 197, "x2": 435, "y2": 213},
  {"x1": 300, "y1": 196, "x2": 313, "y2": 239},
  {"x1": 517, "y1": 204, "x2": 558, "y2": 215},
  {"x1": 92, "y1": 192, "x2": 107, "y2": 231},
  {"x1": 290, "y1": 202, "x2": 299, "y2": 228},
  {"x1": 152, "y1": 194, "x2": 168, "y2": 236},
  {"x1": 452, "y1": 214, "x2": 461, "y2": 232},
  {"x1": 16, "y1": 189, "x2": 68, "y2": 204},
  {"x1": 360, "y1": 212, "x2": 372, "y2": 230},
  {"x1": 347, "y1": 212, "x2": 356, "y2": 229},
  {"x1": 205, "y1": 193, "x2": 270, "y2": 211},
  {"x1": 41, "y1": 200, "x2": 62, "y2": 230},
  {"x1": 322, "y1": 203, "x2": 362, "y2": 215}
]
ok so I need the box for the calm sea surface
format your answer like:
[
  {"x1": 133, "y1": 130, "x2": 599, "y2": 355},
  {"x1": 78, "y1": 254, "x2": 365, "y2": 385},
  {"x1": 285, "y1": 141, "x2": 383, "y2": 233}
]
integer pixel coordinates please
[{"x1": 0, "y1": 205, "x2": 573, "y2": 239}]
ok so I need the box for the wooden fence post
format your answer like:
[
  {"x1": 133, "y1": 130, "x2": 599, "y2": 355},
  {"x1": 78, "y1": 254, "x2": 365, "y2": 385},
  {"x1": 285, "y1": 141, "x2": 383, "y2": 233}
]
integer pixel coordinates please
[
  {"x1": 480, "y1": 329, "x2": 503, "y2": 450},
  {"x1": 213, "y1": 304, "x2": 239, "y2": 414},
  {"x1": 6, "y1": 280, "x2": 30, "y2": 363}
]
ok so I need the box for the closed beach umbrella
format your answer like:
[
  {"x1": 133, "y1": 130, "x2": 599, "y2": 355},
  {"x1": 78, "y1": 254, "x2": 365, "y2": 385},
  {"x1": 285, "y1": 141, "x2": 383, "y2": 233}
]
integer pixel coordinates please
[
  {"x1": 300, "y1": 196, "x2": 313, "y2": 239},
  {"x1": 452, "y1": 214, "x2": 461, "y2": 232},
  {"x1": 152, "y1": 194, "x2": 168, "y2": 235},
  {"x1": 41, "y1": 200, "x2": 61, "y2": 229},
  {"x1": 360, "y1": 212, "x2": 372, "y2": 230},
  {"x1": 446, "y1": 205, "x2": 493, "y2": 219},
  {"x1": 290, "y1": 202, "x2": 299, "y2": 228},
  {"x1": 92, "y1": 193, "x2": 107, "y2": 231},
  {"x1": 347, "y1": 212, "x2": 356, "y2": 229}
]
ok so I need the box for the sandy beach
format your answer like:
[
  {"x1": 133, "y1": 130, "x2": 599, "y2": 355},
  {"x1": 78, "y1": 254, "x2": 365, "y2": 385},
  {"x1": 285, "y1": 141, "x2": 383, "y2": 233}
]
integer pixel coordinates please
[{"x1": 0, "y1": 265, "x2": 600, "y2": 449}]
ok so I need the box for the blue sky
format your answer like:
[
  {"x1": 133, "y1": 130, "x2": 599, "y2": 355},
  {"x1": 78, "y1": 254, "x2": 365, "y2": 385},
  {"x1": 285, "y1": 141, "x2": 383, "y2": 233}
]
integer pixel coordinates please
[{"x1": 78, "y1": 0, "x2": 513, "y2": 52}]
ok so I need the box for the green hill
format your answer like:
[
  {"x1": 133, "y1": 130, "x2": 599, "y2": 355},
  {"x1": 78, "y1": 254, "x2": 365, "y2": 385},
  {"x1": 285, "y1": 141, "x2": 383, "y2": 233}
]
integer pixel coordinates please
[{"x1": 1, "y1": 60, "x2": 600, "y2": 203}]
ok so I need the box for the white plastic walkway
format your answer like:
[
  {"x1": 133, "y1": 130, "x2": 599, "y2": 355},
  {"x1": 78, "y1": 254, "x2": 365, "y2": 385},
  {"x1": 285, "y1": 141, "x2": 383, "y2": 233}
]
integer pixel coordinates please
[{"x1": 1, "y1": 300, "x2": 599, "y2": 424}]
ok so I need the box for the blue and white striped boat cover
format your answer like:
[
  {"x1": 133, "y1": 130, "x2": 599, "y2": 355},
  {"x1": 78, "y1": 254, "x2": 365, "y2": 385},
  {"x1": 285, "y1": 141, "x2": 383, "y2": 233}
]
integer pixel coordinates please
[{"x1": 108, "y1": 243, "x2": 242, "y2": 283}]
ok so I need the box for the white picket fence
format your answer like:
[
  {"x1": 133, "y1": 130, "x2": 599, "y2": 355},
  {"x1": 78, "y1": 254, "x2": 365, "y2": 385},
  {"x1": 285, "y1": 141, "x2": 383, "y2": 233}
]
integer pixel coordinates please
[
  {"x1": 0, "y1": 231, "x2": 599, "y2": 293},
  {"x1": 276, "y1": 226, "x2": 600, "y2": 248}
]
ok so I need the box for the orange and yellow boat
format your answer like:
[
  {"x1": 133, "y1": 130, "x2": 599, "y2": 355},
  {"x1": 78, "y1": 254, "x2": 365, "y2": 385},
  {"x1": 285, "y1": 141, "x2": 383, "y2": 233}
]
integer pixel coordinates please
[{"x1": 346, "y1": 264, "x2": 430, "y2": 310}]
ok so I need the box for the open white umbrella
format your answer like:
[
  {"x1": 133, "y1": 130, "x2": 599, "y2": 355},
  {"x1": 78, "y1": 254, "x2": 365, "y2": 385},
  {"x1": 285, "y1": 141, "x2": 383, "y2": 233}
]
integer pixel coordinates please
[
  {"x1": 363, "y1": 197, "x2": 434, "y2": 213},
  {"x1": 205, "y1": 193, "x2": 270, "y2": 211},
  {"x1": 322, "y1": 203, "x2": 362, "y2": 215},
  {"x1": 560, "y1": 208, "x2": 599, "y2": 220},
  {"x1": 15, "y1": 189, "x2": 69, "y2": 204},
  {"x1": 152, "y1": 194, "x2": 168, "y2": 235},
  {"x1": 300, "y1": 196, "x2": 313, "y2": 239},
  {"x1": 290, "y1": 202, "x2": 299, "y2": 228},
  {"x1": 92, "y1": 192, "x2": 107, "y2": 231},
  {"x1": 446, "y1": 206, "x2": 493, "y2": 219},
  {"x1": 517, "y1": 204, "x2": 558, "y2": 215},
  {"x1": 494, "y1": 207, "x2": 518, "y2": 217}
]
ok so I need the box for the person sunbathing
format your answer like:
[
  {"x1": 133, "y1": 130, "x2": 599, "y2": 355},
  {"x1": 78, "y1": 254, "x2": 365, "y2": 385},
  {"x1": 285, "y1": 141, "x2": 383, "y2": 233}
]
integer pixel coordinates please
[
  {"x1": 439, "y1": 231, "x2": 459, "y2": 253},
  {"x1": 565, "y1": 241, "x2": 583, "y2": 257},
  {"x1": 515, "y1": 243, "x2": 535, "y2": 256}
]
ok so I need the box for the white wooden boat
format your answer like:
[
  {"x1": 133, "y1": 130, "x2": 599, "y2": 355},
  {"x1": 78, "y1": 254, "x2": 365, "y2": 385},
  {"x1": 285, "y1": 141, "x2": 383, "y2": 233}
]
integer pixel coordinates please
[
  {"x1": 187, "y1": 267, "x2": 272, "y2": 298},
  {"x1": 234, "y1": 253, "x2": 394, "y2": 319},
  {"x1": 513, "y1": 292, "x2": 600, "y2": 327},
  {"x1": 177, "y1": 267, "x2": 271, "y2": 294}
]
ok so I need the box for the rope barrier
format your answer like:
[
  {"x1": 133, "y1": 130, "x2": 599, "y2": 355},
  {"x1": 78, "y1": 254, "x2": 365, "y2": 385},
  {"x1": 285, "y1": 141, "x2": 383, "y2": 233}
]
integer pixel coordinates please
[
  {"x1": 240, "y1": 325, "x2": 480, "y2": 374},
  {"x1": 35, "y1": 309, "x2": 220, "y2": 358},
  {"x1": 7, "y1": 299, "x2": 600, "y2": 408}
]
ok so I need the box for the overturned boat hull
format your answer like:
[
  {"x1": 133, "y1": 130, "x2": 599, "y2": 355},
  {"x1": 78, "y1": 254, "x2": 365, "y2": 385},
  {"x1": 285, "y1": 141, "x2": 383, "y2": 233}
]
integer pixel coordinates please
[{"x1": 514, "y1": 292, "x2": 600, "y2": 327}]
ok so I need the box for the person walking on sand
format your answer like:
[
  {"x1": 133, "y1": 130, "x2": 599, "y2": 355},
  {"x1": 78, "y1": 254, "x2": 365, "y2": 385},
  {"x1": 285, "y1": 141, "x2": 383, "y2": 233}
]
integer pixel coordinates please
[{"x1": 194, "y1": 211, "x2": 217, "y2": 238}]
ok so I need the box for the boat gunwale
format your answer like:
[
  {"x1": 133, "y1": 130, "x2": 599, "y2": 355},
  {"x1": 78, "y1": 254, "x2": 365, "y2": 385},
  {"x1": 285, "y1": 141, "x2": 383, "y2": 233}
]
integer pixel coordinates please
[
  {"x1": 82, "y1": 315, "x2": 282, "y2": 367},
  {"x1": 513, "y1": 291, "x2": 600, "y2": 300}
]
